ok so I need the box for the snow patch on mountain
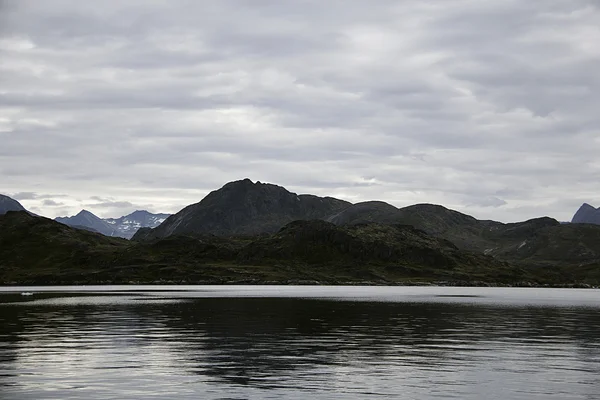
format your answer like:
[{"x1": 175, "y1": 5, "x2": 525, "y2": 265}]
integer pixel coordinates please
[{"x1": 103, "y1": 210, "x2": 171, "y2": 239}]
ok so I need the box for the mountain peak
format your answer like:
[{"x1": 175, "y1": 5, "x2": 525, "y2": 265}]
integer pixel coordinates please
[
  {"x1": 56, "y1": 210, "x2": 113, "y2": 236},
  {"x1": 0, "y1": 194, "x2": 27, "y2": 215},
  {"x1": 77, "y1": 209, "x2": 98, "y2": 217},
  {"x1": 223, "y1": 178, "x2": 255, "y2": 187},
  {"x1": 133, "y1": 180, "x2": 351, "y2": 239},
  {"x1": 571, "y1": 203, "x2": 600, "y2": 224}
]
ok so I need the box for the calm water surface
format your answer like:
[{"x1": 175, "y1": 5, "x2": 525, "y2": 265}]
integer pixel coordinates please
[{"x1": 1, "y1": 286, "x2": 600, "y2": 399}]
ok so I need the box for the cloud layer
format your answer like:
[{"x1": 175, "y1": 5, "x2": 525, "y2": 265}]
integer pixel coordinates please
[{"x1": 1, "y1": 0, "x2": 599, "y2": 221}]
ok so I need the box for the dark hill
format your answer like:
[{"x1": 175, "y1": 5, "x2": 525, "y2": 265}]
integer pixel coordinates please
[
  {"x1": 0, "y1": 211, "x2": 569, "y2": 286},
  {"x1": 239, "y1": 220, "x2": 514, "y2": 280},
  {"x1": 133, "y1": 179, "x2": 351, "y2": 240},
  {"x1": 326, "y1": 202, "x2": 488, "y2": 248},
  {"x1": 326, "y1": 201, "x2": 402, "y2": 225},
  {"x1": 325, "y1": 202, "x2": 570, "y2": 262},
  {"x1": 0, "y1": 211, "x2": 128, "y2": 280},
  {"x1": 0, "y1": 195, "x2": 27, "y2": 215},
  {"x1": 495, "y1": 223, "x2": 600, "y2": 266}
]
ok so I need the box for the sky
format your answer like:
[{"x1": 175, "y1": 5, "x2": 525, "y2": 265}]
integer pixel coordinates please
[{"x1": 1, "y1": 0, "x2": 599, "y2": 222}]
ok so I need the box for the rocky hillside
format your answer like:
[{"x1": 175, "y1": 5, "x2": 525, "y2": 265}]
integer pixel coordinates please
[
  {"x1": 0, "y1": 211, "x2": 128, "y2": 278},
  {"x1": 0, "y1": 195, "x2": 27, "y2": 215},
  {"x1": 571, "y1": 203, "x2": 600, "y2": 225},
  {"x1": 133, "y1": 179, "x2": 351, "y2": 240}
]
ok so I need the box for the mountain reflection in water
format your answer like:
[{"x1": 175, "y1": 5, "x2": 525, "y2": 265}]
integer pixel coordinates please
[{"x1": 1, "y1": 287, "x2": 600, "y2": 399}]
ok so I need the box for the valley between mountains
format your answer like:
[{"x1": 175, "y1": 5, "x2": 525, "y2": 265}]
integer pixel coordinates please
[{"x1": 1, "y1": 179, "x2": 600, "y2": 286}]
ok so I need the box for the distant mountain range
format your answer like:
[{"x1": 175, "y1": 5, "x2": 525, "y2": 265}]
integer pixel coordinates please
[
  {"x1": 56, "y1": 210, "x2": 169, "y2": 239},
  {"x1": 1, "y1": 194, "x2": 169, "y2": 239},
  {"x1": 571, "y1": 203, "x2": 600, "y2": 225}
]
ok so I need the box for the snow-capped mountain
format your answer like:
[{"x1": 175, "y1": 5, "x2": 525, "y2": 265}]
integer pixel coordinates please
[
  {"x1": 56, "y1": 210, "x2": 170, "y2": 239},
  {"x1": 105, "y1": 210, "x2": 170, "y2": 239}
]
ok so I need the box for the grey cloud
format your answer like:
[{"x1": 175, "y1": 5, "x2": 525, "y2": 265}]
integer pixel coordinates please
[
  {"x1": 42, "y1": 199, "x2": 63, "y2": 206},
  {"x1": 87, "y1": 197, "x2": 134, "y2": 209},
  {"x1": 10, "y1": 192, "x2": 38, "y2": 200},
  {"x1": 1, "y1": 0, "x2": 598, "y2": 222},
  {"x1": 10, "y1": 192, "x2": 68, "y2": 200},
  {"x1": 466, "y1": 197, "x2": 508, "y2": 209}
]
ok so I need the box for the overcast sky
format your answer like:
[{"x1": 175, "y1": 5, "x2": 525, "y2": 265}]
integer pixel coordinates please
[{"x1": 1, "y1": 0, "x2": 599, "y2": 221}]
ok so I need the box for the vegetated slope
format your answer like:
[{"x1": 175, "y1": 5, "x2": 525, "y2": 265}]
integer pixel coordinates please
[
  {"x1": 0, "y1": 211, "x2": 550, "y2": 285},
  {"x1": 498, "y1": 223, "x2": 600, "y2": 266},
  {"x1": 0, "y1": 211, "x2": 128, "y2": 282},
  {"x1": 133, "y1": 179, "x2": 351, "y2": 240},
  {"x1": 239, "y1": 220, "x2": 525, "y2": 283},
  {"x1": 0, "y1": 211, "x2": 240, "y2": 283}
]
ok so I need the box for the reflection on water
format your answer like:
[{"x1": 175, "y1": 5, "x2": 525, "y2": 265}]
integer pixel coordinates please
[{"x1": 1, "y1": 287, "x2": 600, "y2": 399}]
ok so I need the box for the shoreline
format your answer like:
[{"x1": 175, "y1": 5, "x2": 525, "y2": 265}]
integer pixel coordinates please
[{"x1": 1, "y1": 280, "x2": 598, "y2": 289}]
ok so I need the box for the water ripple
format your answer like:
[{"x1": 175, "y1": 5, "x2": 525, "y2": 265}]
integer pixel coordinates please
[{"x1": 1, "y1": 288, "x2": 600, "y2": 399}]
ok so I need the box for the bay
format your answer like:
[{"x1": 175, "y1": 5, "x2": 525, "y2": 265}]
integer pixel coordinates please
[{"x1": 1, "y1": 286, "x2": 600, "y2": 399}]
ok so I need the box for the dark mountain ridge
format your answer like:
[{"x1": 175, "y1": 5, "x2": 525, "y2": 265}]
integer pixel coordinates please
[
  {"x1": 133, "y1": 179, "x2": 351, "y2": 240},
  {"x1": 324, "y1": 201, "x2": 566, "y2": 264},
  {"x1": 128, "y1": 179, "x2": 600, "y2": 271}
]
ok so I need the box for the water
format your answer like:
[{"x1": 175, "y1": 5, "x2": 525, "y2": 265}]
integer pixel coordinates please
[{"x1": 1, "y1": 286, "x2": 600, "y2": 399}]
